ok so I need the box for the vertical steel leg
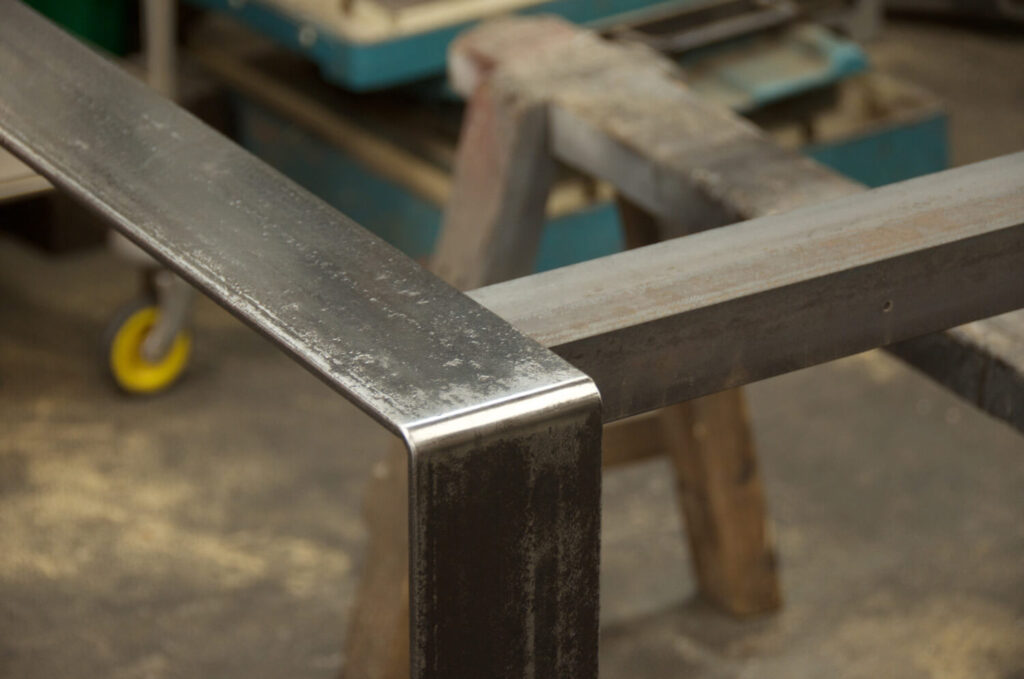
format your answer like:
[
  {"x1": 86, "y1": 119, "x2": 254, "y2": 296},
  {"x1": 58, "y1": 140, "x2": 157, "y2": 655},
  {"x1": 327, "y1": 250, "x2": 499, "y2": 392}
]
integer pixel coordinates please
[{"x1": 403, "y1": 380, "x2": 602, "y2": 678}]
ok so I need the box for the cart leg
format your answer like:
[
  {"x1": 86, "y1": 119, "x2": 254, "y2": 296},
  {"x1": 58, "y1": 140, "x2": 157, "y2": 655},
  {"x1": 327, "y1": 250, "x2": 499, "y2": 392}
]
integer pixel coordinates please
[
  {"x1": 105, "y1": 235, "x2": 195, "y2": 395},
  {"x1": 141, "y1": 269, "x2": 194, "y2": 362}
]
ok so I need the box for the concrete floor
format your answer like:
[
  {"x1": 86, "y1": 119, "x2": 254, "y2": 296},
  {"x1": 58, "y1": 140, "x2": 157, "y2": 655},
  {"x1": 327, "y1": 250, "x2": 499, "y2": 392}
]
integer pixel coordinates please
[{"x1": 1, "y1": 15, "x2": 1023, "y2": 679}]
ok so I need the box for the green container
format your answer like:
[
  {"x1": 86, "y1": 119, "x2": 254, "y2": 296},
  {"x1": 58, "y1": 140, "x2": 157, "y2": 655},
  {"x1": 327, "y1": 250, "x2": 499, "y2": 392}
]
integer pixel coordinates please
[{"x1": 25, "y1": 0, "x2": 137, "y2": 55}]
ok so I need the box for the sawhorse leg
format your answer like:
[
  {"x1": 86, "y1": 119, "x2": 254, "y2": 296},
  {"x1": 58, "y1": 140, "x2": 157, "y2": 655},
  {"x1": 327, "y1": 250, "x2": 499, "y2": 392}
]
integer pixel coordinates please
[{"x1": 618, "y1": 197, "x2": 781, "y2": 617}]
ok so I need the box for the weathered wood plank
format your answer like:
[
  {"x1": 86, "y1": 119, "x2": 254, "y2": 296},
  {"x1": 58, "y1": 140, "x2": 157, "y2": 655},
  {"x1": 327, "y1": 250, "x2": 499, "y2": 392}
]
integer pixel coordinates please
[{"x1": 430, "y1": 75, "x2": 554, "y2": 289}]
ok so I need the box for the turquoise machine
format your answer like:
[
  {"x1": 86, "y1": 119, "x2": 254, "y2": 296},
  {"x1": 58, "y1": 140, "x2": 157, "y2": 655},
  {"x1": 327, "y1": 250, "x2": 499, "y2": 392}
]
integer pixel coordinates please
[{"x1": 185, "y1": 0, "x2": 949, "y2": 270}]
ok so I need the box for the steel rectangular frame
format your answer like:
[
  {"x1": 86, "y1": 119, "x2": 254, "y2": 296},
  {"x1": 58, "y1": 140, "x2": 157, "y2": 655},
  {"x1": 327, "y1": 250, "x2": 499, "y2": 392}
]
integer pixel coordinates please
[{"x1": 1, "y1": 3, "x2": 1022, "y2": 677}]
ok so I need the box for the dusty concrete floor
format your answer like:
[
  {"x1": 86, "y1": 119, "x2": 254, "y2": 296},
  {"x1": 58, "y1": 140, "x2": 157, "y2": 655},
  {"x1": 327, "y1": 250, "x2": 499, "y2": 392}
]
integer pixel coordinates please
[{"x1": 1, "y1": 15, "x2": 1023, "y2": 679}]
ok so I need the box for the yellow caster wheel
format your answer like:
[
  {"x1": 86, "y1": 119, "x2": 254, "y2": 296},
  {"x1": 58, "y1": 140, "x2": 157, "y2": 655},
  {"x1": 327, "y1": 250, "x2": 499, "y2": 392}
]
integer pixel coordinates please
[{"x1": 104, "y1": 298, "x2": 192, "y2": 395}]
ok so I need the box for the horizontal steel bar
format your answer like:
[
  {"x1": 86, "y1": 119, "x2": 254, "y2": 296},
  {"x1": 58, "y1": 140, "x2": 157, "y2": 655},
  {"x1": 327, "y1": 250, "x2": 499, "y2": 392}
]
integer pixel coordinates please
[
  {"x1": 0, "y1": 5, "x2": 602, "y2": 678},
  {"x1": 470, "y1": 152, "x2": 1024, "y2": 421}
]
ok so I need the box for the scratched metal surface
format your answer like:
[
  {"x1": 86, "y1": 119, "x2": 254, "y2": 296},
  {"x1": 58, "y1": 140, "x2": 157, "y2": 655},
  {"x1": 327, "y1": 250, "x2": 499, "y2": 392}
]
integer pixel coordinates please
[{"x1": 0, "y1": 0, "x2": 585, "y2": 437}]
